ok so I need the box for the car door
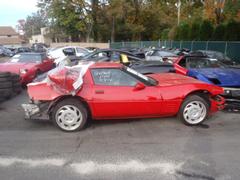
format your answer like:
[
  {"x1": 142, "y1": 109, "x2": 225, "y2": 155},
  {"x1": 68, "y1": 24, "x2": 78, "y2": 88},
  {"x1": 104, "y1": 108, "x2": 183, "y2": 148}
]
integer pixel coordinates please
[{"x1": 90, "y1": 68, "x2": 162, "y2": 119}]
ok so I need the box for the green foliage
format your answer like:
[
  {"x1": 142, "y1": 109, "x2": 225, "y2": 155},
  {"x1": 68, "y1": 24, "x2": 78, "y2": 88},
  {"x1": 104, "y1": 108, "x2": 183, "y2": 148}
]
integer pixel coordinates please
[
  {"x1": 161, "y1": 29, "x2": 170, "y2": 40},
  {"x1": 212, "y1": 24, "x2": 225, "y2": 41},
  {"x1": 224, "y1": 20, "x2": 240, "y2": 41},
  {"x1": 178, "y1": 23, "x2": 190, "y2": 41},
  {"x1": 189, "y1": 20, "x2": 201, "y2": 40},
  {"x1": 33, "y1": 0, "x2": 240, "y2": 42},
  {"x1": 199, "y1": 20, "x2": 214, "y2": 41},
  {"x1": 24, "y1": 11, "x2": 48, "y2": 38}
]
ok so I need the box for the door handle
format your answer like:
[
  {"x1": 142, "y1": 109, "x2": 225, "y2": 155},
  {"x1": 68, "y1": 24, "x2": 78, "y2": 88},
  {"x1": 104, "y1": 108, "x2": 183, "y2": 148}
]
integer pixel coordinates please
[{"x1": 95, "y1": 90, "x2": 104, "y2": 94}]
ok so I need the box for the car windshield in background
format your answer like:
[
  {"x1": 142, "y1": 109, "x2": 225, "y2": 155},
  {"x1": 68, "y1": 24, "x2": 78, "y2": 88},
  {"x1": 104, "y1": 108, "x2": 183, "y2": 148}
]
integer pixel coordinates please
[
  {"x1": 152, "y1": 50, "x2": 177, "y2": 57},
  {"x1": 188, "y1": 58, "x2": 227, "y2": 68},
  {"x1": 76, "y1": 48, "x2": 89, "y2": 54},
  {"x1": 124, "y1": 66, "x2": 158, "y2": 86},
  {"x1": 10, "y1": 54, "x2": 42, "y2": 63}
]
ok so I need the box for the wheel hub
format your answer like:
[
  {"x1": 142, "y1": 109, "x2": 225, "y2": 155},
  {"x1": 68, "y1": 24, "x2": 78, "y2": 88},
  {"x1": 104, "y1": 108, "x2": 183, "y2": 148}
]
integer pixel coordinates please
[
  {"x1": 55, "y1": 105, "x2": 83, "y2": 131},
  {"x1": 183, "y1": 101, "x2": 207, "y2": 125}
]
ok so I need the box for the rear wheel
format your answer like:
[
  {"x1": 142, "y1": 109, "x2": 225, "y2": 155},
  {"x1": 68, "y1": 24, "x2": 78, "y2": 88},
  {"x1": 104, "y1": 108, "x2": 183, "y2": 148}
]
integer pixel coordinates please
[
  {"x1": 51, "y1": 98, "x2": 87, "y2": 132},
  {"x1": 178, "y1": 95, "x2": 209, "y2": 125}
]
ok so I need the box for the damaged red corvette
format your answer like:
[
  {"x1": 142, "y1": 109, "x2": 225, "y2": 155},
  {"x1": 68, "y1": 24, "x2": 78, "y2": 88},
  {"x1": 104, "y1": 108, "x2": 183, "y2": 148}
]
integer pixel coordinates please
[{"x1": 22, "y1": 62, "x2": 225, "y2": 132}]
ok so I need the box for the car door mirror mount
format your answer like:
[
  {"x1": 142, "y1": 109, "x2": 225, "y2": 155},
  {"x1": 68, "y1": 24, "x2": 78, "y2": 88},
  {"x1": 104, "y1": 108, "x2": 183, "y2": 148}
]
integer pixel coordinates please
[{"x1": 134, "y1": 82, "x2": 145, "y2": 91}]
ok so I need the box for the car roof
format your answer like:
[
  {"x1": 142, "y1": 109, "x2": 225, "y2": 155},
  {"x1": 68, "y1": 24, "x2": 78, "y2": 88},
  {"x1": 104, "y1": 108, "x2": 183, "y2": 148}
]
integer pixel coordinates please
[{"x1": 90, "y1": 62, "x2": 123, "y2": 69}]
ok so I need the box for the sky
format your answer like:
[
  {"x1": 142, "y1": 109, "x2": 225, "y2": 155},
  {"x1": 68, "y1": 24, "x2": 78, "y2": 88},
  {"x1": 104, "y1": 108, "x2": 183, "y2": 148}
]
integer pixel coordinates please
[{"x1": 0, "y1": 0, "x2": 38, "y2": 28}]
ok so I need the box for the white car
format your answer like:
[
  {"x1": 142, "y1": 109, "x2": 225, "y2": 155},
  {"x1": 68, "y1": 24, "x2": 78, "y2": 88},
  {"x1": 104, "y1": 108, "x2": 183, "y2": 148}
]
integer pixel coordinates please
[{"x1": 48, "y1": 46, "x2": 90, "y2": 65}]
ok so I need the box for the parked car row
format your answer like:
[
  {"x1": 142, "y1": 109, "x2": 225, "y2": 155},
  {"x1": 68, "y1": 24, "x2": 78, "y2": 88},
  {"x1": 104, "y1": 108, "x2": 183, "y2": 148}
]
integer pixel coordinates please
[{"x1": 0, "y1": 45, "x2": 238, "y2": 132}]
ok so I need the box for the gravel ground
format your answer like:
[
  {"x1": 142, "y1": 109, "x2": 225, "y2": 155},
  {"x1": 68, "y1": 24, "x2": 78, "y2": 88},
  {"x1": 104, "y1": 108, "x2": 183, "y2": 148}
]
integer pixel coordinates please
[{"x1": 0, "y1": 91, "x2": 239, "y2": 180}]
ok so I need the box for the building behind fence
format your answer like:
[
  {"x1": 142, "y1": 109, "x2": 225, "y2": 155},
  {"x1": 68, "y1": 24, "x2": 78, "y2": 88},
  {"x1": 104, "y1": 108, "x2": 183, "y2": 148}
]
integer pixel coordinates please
[{"x1": 110, "y1": 41, "x2": 240, "y2": 62}]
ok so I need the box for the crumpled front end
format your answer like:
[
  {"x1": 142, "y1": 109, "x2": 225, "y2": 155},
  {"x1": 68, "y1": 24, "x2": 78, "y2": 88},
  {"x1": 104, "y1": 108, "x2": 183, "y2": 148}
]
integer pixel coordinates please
[{"x1": 210, "y1": 95, "x2": 225, "y2": 113}]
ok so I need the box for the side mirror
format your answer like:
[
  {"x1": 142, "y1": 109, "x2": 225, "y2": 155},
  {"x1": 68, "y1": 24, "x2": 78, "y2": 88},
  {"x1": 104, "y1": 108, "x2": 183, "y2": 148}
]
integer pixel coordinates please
[{"x1": 133, "y1": 82, "x2": 145, "y2": 91}]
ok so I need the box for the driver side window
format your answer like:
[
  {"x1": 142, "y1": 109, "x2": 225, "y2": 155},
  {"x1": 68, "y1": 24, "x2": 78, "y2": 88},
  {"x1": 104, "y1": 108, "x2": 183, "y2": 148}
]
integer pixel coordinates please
[{"x1": 91, "y1": 69, "x2": 138, "y2": 86}]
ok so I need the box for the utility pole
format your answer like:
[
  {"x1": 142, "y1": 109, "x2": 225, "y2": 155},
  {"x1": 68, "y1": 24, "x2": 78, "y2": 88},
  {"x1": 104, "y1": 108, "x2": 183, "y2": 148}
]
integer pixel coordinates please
[{"x1": 175, "y1": 0, "x2": 181, "y2": 26}]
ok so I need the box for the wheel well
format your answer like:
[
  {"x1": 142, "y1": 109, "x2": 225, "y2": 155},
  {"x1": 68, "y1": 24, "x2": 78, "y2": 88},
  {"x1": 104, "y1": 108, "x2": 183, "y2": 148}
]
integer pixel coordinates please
[
  {"x1": 48, "y1": 95, "x2": 92, "y2": 119},
  {"x1": 185, "y1": 90, "x2": 211, "y2": 106}
]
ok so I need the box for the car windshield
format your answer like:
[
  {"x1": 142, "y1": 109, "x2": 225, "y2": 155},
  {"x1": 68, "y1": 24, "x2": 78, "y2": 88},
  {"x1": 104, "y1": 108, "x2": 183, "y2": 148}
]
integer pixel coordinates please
[
  {"x1": 188, "y1": 58, "x2": 227, "y2": 68},
  {"x1": 124, "y1": 66, "x2": 158, "y2": 86},
  {"x1": 10, "y1": 54, "x2": 42, "y2": 63}
]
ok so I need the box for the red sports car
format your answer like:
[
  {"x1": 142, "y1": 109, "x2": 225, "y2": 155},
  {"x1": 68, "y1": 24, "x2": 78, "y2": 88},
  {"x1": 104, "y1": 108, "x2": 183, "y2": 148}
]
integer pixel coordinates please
[
  {"x1": 22, "y1": 62, "x2": 225, "y2": 132},
  {"x1": 0, "y1": 53, "x2": 54, "y2": 84}
]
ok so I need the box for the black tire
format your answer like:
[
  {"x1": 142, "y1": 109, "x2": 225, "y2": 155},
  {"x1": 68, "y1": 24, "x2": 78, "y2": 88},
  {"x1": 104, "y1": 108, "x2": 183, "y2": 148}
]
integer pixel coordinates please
[
  {"x1": 0, "y1": 72, "x2": 11, "y2": 78},
  {"x1": 51, "y1": 98, "x2": 88, "y2": 132},
  {"x1": 178, "y1": 95, "x2": 209, "y2": 126},
  {"x1": 0, "y1": 82, "x2": 13, "y2": 89},
  {"x1": 0, "y1": 77, "x2": 12, "y2": 82},
  {"x1": 12, "y1": 84, "x2": 22, "y2": 94},
  {"x1": 0, "y1": 88, "x2": 12, "y2": 99},
  {"x1": 13, "y1": 81, "x2": 21, "y2": 87},
  {"x1": 11, "y1": 73, "x2": 20, "y2": 81}
]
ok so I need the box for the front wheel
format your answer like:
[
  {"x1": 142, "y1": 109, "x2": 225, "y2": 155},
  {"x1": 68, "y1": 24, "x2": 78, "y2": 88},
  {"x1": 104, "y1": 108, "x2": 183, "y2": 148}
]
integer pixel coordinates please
[
  {"x1": 51, "y1": 98, "x2": 87, "y2": 132},
  {"x1": 178, "y1": 95, "x2": 209, "y2": 126}
]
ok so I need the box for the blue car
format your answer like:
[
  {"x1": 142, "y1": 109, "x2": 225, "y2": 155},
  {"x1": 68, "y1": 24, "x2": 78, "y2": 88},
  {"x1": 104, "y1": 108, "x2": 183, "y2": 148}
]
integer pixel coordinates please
[{"x1": 174, "y1": 55, "x2": 240, "y2": 109}]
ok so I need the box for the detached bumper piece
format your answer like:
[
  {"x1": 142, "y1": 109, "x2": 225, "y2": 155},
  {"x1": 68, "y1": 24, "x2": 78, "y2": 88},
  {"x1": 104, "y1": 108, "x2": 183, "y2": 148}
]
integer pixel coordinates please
[
  {"x1": 223, "y1": 87, "x2": 240, "y2": 110},
  {"x1": 22, "y1": 101, "x2": 50, "y2": 120}
]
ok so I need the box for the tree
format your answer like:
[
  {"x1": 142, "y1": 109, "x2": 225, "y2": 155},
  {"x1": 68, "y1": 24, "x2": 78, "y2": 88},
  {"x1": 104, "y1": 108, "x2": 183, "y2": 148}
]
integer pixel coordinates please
[
  {"x1": 224, "y1": 20, "x2": 240, "y2": 40},
  {"x1": 24, "y1": 11, "x2": 48, "y2": 38},
  {"x1": 178, "y1": 22, "x2": 190, "y2": 40},
  {"x1": 224, "y1": 0, "x2": 240, "y2": 22},
  {"x1": 199, "y1": 20, "x2": 214, "y2": 40},
  {"x1": 212, "y1": 24, "x2": 225, "y2": 40},
  {"x1": 189, "y1": 20, "x2": 201, "y2": 40}
]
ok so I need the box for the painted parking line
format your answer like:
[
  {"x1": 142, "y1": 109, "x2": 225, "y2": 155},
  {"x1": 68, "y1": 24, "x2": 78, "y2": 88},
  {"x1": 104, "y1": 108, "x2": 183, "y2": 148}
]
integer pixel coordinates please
[
  {"x1": 0, "y1": 157, "x2": 183, "y2": 175},
  {"x1": 71, "y1": 160, "x2": 183, "y2": 175},
  {"x1": 0, "y1": 157, "x2": 65, "y2": 167}
]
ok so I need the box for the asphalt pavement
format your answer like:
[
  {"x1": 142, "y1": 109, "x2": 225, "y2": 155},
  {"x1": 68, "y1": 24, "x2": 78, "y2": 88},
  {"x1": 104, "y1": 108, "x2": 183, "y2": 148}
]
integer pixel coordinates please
[{"x1": 0, "y1": 91, "x2": 240, "y2": 180}]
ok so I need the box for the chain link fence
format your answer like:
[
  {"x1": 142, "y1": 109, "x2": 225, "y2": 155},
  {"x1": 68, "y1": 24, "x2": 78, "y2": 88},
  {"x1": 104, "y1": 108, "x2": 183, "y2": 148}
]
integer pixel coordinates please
[{"x1": 110, "y1": 41, "x2": 240, "y2": 62}]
